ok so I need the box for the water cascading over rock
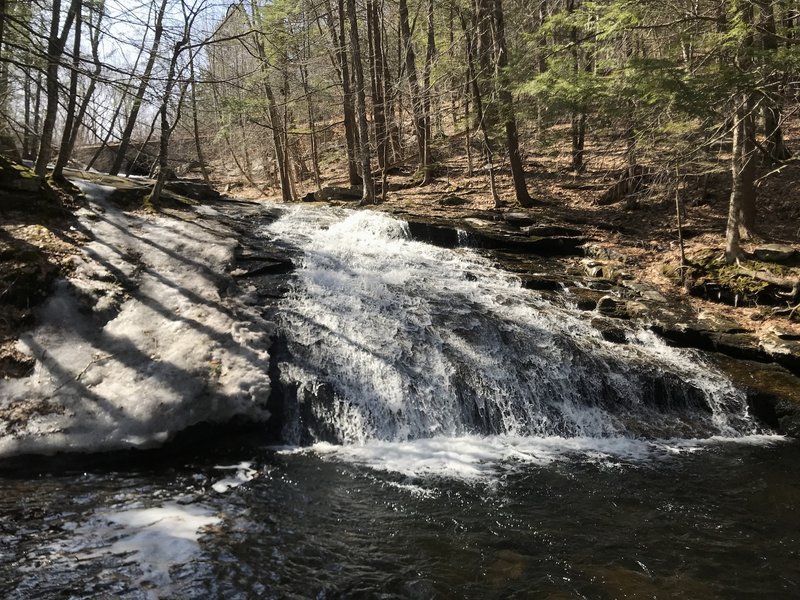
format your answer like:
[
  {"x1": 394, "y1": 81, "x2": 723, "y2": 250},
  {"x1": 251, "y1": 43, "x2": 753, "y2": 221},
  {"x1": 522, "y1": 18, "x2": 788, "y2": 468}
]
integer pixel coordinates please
[{"x1": 262, "y1": 206, "x2": 759, "y2": 446}]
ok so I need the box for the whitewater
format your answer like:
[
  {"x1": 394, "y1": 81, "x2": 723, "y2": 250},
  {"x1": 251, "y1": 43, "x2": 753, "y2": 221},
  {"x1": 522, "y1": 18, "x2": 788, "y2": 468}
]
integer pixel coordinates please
[{"x1": 263, "y1": 205, "x2": 778, "y2": 477}]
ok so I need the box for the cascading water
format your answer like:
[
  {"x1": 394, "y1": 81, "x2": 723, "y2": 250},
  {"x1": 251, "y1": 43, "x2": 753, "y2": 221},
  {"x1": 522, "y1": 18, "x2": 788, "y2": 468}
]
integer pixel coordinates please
[{"x1": 262, "y1": 206, "x2": 762, "y2": 467}]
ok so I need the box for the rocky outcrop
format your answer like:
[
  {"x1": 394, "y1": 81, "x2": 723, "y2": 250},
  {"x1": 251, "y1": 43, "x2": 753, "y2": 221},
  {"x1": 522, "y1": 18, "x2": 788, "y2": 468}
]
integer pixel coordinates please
[{"x1": 396, "y1": 212, "x2": 587, "y2": 256}]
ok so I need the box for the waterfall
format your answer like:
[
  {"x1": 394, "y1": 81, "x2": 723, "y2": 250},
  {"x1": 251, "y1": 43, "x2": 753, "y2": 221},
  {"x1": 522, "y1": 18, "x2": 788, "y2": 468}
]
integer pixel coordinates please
[{"x1": 262, "y1": 206, "x2": 759, "y2": 447}]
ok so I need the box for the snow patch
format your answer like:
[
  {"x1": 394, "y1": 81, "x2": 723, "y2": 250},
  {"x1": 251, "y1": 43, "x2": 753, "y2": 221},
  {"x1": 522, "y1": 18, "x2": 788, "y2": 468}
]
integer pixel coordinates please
[{"x1": 0, "y1": 180, "x2": 273, "y2": 457}]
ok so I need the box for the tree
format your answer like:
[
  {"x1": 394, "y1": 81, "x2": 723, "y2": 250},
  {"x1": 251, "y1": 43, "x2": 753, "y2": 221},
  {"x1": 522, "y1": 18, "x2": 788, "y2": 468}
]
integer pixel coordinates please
[
  {"x1": 109, "y1": 0, "x2": 168, "y2": 176},
  {"x1": 492, "y1": 0, "x2": 535, "y2": 206},
  {"x1": 34, "y1": 0, "x2": 80, "y2": 177},
  {"x1": 149, "y1": 0, "x2": 205, "y2": 205},
  {"x1": 347, "y1": 0, "x2": 375, "y2": 203},
  {"x1": 52, "y1": 0, "x2": 83, "y2": 180}
]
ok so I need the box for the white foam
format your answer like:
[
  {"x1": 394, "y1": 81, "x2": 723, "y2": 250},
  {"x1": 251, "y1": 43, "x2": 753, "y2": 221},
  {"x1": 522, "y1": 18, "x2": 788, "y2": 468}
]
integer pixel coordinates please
[
  {"x1": 24, "y1": 500, "x2": 221, "y2": 597},
  {"x1": 0, "y1": 180, "x2": 272, "y2": 457},
  {"x1": 297, "y1": 434, "x2": 786, "y2": 480},
  {"x1": 211, "y1": 461, "x2": 258, "y2": 493}
]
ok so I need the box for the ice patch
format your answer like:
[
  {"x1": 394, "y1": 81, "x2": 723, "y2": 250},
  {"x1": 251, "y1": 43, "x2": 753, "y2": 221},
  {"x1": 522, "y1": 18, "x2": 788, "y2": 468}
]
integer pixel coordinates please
[{"x1": 0, "y1": 179, "x2": 273, "y2": 457}]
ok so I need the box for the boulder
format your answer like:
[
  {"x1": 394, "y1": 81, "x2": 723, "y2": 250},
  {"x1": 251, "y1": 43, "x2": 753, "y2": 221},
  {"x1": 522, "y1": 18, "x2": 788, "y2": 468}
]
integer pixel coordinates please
[
  {"x1": 597, "y1": 295, "x2": 628, "y2": 318},
  {"x1": 438, "y1": 194, "x2": 469, "y2": 207},
  {"x1": 753, "y1": 244, "x2": 797, "y2": 264},
  {"x1": 590, "y1": 317, "x2": 628, "y2": 343},
  {"x1": 313, "y1": 186, "x2": 362, "y2": 202},
  {"x1": 567, "y1": 286, "x2": 607, "y2": 311},
  {"x1": 582, "y1": 259, "x2": 616, "y2": 280}
]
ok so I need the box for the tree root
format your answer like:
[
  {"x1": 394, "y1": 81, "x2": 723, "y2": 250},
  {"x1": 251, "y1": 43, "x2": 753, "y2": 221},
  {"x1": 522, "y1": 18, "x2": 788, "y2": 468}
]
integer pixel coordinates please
[{"x1": 737, "y1": 267, "x2": 800, "y2": 298}]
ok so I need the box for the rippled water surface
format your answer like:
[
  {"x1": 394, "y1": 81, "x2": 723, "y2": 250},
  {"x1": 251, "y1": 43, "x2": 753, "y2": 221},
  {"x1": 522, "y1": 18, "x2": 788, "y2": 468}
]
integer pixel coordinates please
[{"x1": 1, "y1": 438, "x2": 798, "y2": 599}]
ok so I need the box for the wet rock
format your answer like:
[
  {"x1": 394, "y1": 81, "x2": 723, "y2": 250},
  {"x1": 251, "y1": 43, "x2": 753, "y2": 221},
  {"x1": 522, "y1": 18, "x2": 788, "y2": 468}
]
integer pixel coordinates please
[
  {"x1": 696, "y1": 311, "x2": 749, "y2": 334},
  {"x1": 713, "y1": 356, "x2": 800, "y2": 436},
  {"x1": 590, "y1": 317, "x2": 628, "y2": 343},
  {"x1": 624, "y1": 300, "x2": 650, "y2": 319},
  {"x1": 582, "y1": 259, "x2": 617, "y2": 280},
  {"x1": 597, "y1": 295, "x2": 629, "y2": 318},
  {"x1": 753, "y1": 244, "x2": 797, "y2": 264},
  {"x1": 520, "y1": 224, "x2": 583, "y2": 237},
  {"x1": 405, "y1": 219, "x2": 462, "y2": 247},
  {"x1": 640, "y1": 290, "x2": 668, "y2": 303},
  {"x1": 438, "y1": 194, "x2": 469, "y2": 207},
  {"x1": 759, "y1": 328, "x2": 800, "y2": 370},
  {"x1": 403, "y1": 215, "x2": 586, "y2": 256},
  {"x1": 585, "y1": 244, "x2": 627, "y2": 263},
  {"x1": 647, "y1": 316, "x2": 800, "y2": 375},
  {"x1": 164, "y1": 180, "x2": 221, "y2": 202},
  {"x1": 517, "y1": 274, "x2": 563, "y2": 292},
  {"x1": 502, "y1": 212, "x2": 536, "y2": 227},
  {"x1": 566, "y1": 287, "x2": 607, "y2": 311}
]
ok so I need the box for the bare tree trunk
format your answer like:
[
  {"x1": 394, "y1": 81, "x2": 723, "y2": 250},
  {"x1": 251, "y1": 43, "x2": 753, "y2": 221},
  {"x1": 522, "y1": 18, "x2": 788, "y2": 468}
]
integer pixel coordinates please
[
  {"x1": 0, "y1": 0, "x2": 10, "y2": 157},
  {"x1": 726, "y1": 99, "x2": 748, "y2": 264},
  {"x1": 211, "y1": 82, "x2": 268, "y2": 194},
  {"x1": 22, "y1": 56, "x2": 33, "y2": 159},
  {"x1": 421, "y1": 0, "x2": 436, "y2": 182},
  {"x1": 367, "y1": 0, "x2": 388, "y2": 171},
  {"x1": 67, "y1": 1, "x2": 105, "y2": 155},
  {"x1": 399, "y1": 0, "x2": 427, "y2": 182},
  {"x1": 248, "y1": 0, "x2": 292, "y2": 202},
  {"x1": 326, "y1": 0, "x2": 361, "y2": 185},
  {"x1": 35, "y1": 0, "x2": 79, "y2": 177},
  {"x1": 300, "y1": 68, "x2": 321, "y2": 190},
  {"x1": 31, "y1": 70, "x2": 43, "y2": 162},
  {"x1": 758, "y1": 0, "x2": 791, "y2": 161},
  {"x1": 148, "y1": 2, "x2": 198, "y2": 206},
  {"x1": 492, "y1": 0, "x2": 534, "y2": 207},
  {"x1": 569, "y1": 112, "x2": 586, "y2": 173},
  {"x1": 188, "y1": 47, "x2": 210, "y2": 184},
  {"x1": 739, "y1": 98, "x2": 757, "y2": 232},
  {"x1": 459, "y1": 8, "x2": 499, "y2": 205},
  {"x1": 567, "y1": 0, "x2": 586, "y2": 174},
  {"x1": 464, "y1": 79, "x2": 473, "y2": 177},
  {"x1": 53, "y1": 2, "x2": 83, "y2": 180},
  {"x1": 347, "y1": 0, "x2": 375, "y2": 203},
  {"x1": 536, "y1": 0, "x2": 548, "y2": 139},
  {"x1": 110, "y1": 0, "x2": 168, "y2": 176},
  {"x1": 148, "y1": 40, "x2": 187, "y2": 206}
]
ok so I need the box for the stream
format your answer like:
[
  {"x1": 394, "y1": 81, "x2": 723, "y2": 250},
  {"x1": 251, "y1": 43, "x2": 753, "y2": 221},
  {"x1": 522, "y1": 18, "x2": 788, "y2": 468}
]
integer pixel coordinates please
[{"x1": 1, "y1": 204, "x2": 798, "y2": 598}]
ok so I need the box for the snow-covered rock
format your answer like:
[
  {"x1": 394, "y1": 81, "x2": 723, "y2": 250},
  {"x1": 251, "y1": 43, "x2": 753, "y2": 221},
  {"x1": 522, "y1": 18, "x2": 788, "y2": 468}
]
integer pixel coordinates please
[{"x1": 0, "y1": 180, "x2": 273, "y2": 457}]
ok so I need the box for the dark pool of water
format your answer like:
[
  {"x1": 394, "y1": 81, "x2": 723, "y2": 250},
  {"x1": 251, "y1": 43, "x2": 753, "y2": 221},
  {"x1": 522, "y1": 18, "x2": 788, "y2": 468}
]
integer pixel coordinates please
[{"x1": 1, "y1": 437, "x2": 798, "y2": 599}]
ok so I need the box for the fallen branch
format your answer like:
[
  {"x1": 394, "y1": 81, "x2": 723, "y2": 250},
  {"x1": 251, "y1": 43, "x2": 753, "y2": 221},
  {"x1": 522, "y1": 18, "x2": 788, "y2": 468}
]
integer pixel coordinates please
[
  {"x1": 773, "y1": 303, "x2": 800, "y2": 320},
  {"x1": 51, "y1": 353, "x2": 113, "y2": 395}
]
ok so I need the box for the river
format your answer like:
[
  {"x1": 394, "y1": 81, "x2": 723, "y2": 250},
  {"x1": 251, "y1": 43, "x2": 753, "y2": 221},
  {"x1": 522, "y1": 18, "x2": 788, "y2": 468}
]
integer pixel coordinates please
[{"x1": 1, "y1": 204, "x2": 797, "y2": 598}]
